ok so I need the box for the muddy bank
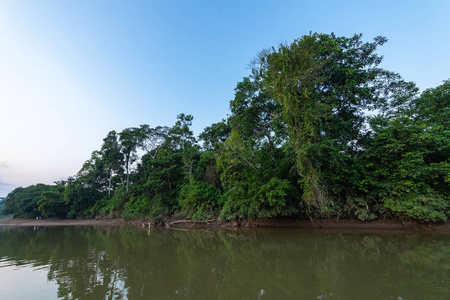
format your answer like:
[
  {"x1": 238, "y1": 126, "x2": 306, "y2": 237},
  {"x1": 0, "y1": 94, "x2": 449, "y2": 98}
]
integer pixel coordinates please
[
  {"x1": 0, "y1": 217, "x2": 129, "y2": 227},
  {"x1": 1, "y1": 216, "x2": 449, "y2": 232}
]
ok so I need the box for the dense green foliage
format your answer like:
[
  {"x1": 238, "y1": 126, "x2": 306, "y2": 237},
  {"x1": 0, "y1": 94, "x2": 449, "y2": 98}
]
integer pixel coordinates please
[
  {"x1": 5, "y1": 33, "x2": 449, "y2": 222},
  {"x1": 3, "y1": 184, "x2": 52, "y2": 217},
  {"x1": 0, "y1": 198, "x2": 11, "y2": 219}
]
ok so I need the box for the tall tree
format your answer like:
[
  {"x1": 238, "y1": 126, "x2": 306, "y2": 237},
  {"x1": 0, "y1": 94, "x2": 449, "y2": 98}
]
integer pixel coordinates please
[
  {"x1": 119, "y1": 127, "x2": 143, "y2": 192},
  {"x1": 259, "y1": 33, "x2": 414, "y2": 212},
  {"x1": 139, "y1": 125, "x2": 168, "y2": 159},
  {"x1": 62, "y1": 151, "x2": 108, "y2": 218},
  {"x1": 167, "y1": 114, "x2": 197, "y2": 180},
  {"x1": 215, "y1": 76, "x2": 298, "y2": 220},
  {"x1": 100, "y1": 131, "x2": 124, "y2": 197}
]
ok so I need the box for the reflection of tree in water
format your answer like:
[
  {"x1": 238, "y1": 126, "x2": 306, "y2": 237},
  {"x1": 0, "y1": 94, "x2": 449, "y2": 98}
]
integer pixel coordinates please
[
  {"x1": 398, "y1": 241, "x2": 450, "y2": 296},
  {"x1": 24, "y1": 227, "x2": 129, "y2": 300},
  {"x1": 309, "y1": 233, "x2": 450, "y2": 300},
  {"x1": 47, "y1": 249, "x2": 127, "y2": 299},
  {"x1": 312, "y1": 236, "x2": 346, "y2": 299},
  {"x1": 0, "y1": 227, "x2": 449, "y2": 299}
]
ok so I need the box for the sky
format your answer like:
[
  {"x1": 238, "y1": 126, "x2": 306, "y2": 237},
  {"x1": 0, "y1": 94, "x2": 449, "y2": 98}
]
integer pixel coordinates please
[{"x1": 0, "y1": 0, "x2": 449, "y2": 196}]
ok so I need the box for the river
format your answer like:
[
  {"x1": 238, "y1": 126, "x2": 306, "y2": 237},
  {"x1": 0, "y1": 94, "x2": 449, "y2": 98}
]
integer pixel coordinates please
[{"x1": 0, "y1": 226, "x2": 449, "y2": 299}]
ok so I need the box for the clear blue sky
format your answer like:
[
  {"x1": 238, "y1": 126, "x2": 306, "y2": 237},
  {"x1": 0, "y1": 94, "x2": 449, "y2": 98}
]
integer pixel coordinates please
[{"x1": 1, "y1": 0, "x2": 449, "y2": 196}]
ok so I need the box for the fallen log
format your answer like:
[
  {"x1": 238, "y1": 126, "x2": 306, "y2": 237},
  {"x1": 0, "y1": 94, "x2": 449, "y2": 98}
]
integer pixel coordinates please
[{"x1": 167, "y1": 219, "x2": 216, "y2": 228}]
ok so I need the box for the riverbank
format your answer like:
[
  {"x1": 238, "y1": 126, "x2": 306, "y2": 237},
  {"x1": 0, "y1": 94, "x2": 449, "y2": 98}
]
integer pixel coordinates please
[
  {"x1": 0, "y1": 217, "x2": 129, "y2": 227},
  {"x1": 1, "y1": 217, "x2": 449, "y2": 232}
]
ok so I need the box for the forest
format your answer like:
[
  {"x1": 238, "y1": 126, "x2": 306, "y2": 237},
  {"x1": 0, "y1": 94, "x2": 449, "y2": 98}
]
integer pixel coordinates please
[{"x1": 3, "y1": 33, "x2": 450, "y2": 222}]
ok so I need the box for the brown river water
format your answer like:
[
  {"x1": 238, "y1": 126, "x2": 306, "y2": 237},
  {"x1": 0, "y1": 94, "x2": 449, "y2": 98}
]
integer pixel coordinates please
[{"x1": 0, "y1": 226, "x2": 449, "y2": 299}]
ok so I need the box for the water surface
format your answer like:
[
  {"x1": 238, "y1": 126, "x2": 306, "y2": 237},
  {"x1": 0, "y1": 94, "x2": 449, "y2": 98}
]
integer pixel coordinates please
[{"x1": 0, "y1": 226, "x2": 449, "y2": 299}]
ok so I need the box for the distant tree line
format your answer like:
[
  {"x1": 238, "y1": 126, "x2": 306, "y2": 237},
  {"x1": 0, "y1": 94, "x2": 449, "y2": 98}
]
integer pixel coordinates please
[{"x1": 4, "y1": 33, "x2": 449, "y2": 222}]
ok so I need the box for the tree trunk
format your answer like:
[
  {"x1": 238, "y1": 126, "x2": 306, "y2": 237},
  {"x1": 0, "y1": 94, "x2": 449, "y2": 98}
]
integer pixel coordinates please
[
  {"x1": 108, "y1": 169, "x2": 112, "y2": 197},
  {"x1": 126, "y1": 155, "x2": 130, "y2": 192}
]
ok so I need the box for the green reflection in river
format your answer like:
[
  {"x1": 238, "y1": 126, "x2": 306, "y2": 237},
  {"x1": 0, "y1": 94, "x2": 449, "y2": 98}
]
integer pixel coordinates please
[{"x1": 0, "y1": 226, "x2": 449, "y2": 300}]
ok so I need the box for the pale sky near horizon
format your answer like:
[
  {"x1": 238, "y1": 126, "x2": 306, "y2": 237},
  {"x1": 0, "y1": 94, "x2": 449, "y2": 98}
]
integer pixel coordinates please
[{"x1": 1, "y1": 0, "x2": 449, "y2": 196}]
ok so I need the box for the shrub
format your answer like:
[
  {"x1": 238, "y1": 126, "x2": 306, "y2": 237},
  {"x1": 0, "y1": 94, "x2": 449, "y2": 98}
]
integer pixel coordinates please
[
  {"x1": 179, "y1": 181, "x2": 222, "y2": 220},
  {"x1": 383, "y1": 193, "x2": 449, "y2": 222}
]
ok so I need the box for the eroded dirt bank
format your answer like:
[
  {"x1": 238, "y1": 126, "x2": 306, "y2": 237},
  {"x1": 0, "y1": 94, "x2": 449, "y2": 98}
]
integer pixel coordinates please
[
  {"x1": 1, "y1": 217, "x2": 449, "y2": 232},
  {"x1": 0, "y1": 217, "x2": 129, "y2": 227}
]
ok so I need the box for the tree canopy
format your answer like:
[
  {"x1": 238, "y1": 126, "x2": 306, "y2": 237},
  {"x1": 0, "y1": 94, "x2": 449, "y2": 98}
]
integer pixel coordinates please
[{"x1": 4, "y1": 33, "x2": 449, "y2": 222}]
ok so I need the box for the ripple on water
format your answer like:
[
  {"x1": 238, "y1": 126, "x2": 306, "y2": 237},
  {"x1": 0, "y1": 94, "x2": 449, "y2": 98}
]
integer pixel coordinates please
[{"x1": 0, "y1": 257, "x2": 36, "y2": 268}]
